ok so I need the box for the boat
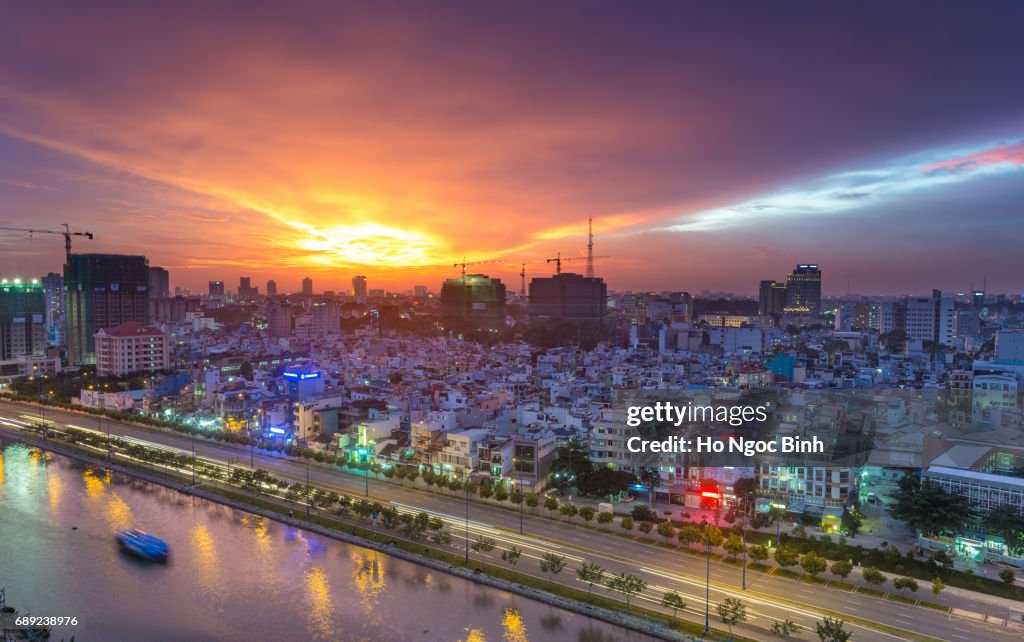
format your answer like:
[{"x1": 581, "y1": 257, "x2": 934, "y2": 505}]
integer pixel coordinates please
[{"x1": 116, "y1": 528, "x2": 170, "y2": 562}]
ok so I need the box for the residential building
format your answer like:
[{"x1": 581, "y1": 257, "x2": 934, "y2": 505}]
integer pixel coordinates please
[{"x1": 94, "y1": 321, "x2": 170, "y2": 376}]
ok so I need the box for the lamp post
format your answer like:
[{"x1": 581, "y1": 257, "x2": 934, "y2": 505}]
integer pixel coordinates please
[
  {"x1": 464, "y1": 475, "x2": 471, "y2": 564},
  {"x1": 704, "y1": 524, "x2": 711, "y2": 634},
  {"x1": 741, "y1": 523, "x2": 747, "y2": 590},
  {"x1": 357, "y1": 448, "x2": 370, "y2": 497},
  {"x1": 191, "y1": 431, "x2": 197, "y2": 487},
  {"x1": 305, "y1": 454, "x2": 311, "y2": 518}
]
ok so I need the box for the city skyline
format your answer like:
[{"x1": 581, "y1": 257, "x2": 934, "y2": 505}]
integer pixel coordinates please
[{"x1": 2, "y1": 2, "x2": 1024, "y2": 294}]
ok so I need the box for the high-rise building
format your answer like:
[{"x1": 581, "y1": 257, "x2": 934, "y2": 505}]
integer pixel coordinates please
[
  {"x1": 784, "y1": 264, "x2": 822, "y2": 315},
  {"x1": 414, "y1": 285, "x2": 428, "y2": 298},
  {"x1": 152, "y1": 296, "x2": 202, "y2": 323},
  {"x1": 65, "y1": 254, "x2": 150, "y2": 365},
  {"x1": 440, "y1": 274, "x2": 507, "y2": 330},
  {"x1": 906, "y1": 289, "x2": 955, "y2": 346},
  {"x1": 208, "y1": 280, "x2": 225, "y2": 298},
  {"x1": 266, "y1": 279, "x2": 278, "y2": 297},
  {"x1": 301, "y1": 277, "x2": 313, "y2": 296},
  {"x1": 148, "y1": 266, "x2": 170, "y2": 299},
  {"x1": 310, "y1": 299, "x2": 341, "y2": 338},
  {"x1": 0, "y1": 278, "x2": 46, "y2": 360},
  {"x1": 268, "y1": 300, "x2": 292, "y2": 338},
  {"x1": 758, "y1": 280, "x2": 787, "y2": 316},
  {"x1": 41, "y1": 272, "x2": 65, "y2": 347},
  {"x1": 973, "y1": 290, "x2": 986, "y2": 307},
  {"x1": 528, "y1": 273, "x2": 607, "y2": 322},
  {"x1": 352, "y1": 275, "x2": 367, "y2": 298},
  {"x1": 238, "y1": 276, "x2": 258, "y2": 301}
]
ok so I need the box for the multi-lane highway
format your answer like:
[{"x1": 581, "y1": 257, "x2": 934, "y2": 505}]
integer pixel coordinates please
[{"x1": 0, "y1": 399, "x2": 1014, "y2": 642}]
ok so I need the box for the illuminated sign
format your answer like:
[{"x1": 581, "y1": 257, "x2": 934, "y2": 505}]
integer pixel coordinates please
[
  {"x1": 269, "y1": 427, "x2": 286, "y2": 435},
  {"x1": 700, "y1": 491, "x2": 721, "y2": 499},
  {"x1": 282, "y1": 372, "x2": 320, "y2": 380}
]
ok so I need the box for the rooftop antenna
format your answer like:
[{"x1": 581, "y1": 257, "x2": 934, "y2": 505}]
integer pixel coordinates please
[
  {"x1": 585, "y1": 216, "x2": 595, "y2": 278},
  {"x1": 519, "y1": 262, "x2": 526, "y2": 297}
]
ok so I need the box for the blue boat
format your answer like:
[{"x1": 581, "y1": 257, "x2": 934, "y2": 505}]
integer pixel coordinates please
[{"x1": 116, "y1": 528, "x2": 170, "y2": 562}]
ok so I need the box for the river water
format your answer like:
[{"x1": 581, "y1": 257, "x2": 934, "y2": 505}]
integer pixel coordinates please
[{"x1": 0, "y1": 441, "x2": 649, "y2": 642}]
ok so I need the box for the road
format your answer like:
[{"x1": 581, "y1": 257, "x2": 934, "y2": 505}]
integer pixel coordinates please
[{"x1": 0, "y1": 399, "x2": 1014, "y2": 642}]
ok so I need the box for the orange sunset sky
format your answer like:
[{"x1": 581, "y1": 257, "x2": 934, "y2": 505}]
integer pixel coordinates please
[{"x1": 2, "y1": 2, "x2": 1023, "y2": 295}]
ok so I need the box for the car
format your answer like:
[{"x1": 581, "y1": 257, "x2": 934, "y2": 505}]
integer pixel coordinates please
[{"x1": 866, "y1": 493, "x2": 878, "y2": 503}]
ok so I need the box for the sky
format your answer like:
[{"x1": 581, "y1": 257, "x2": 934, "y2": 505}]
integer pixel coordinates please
[{"x1": 1, "y1": 1, "x2": 1023, "y2": 296}]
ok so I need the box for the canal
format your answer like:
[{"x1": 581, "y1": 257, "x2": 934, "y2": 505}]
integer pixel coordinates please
[{"x1": 0, "y1": 441, "x2": 650, "y2": 642}]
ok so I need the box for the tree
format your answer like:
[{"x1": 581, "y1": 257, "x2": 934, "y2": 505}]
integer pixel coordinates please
[
  {"x1": 771, "y1": 619, "x2": 800, "y2": 638},
  {"x1": 606, "y1": 573, "x2": 647, "y2": 610},
  {"x1": 983, "y1": 508, "x2": 1024, "y2": 556},
  {"x1": 544, "y1": 496, "x2": 559, "y2": 514},
  {"x1": 931, "y1": 577, "x2": 945, "y2": 596},
  {"x1": 774, "y1": 546, "x2": 799, "y2": 569},
  {"x1": 749, "y1": 544, "x2": 769, "y2": 562},
  {"x1": 431, "y1": 530, "x2": 453, "y2": 545},
  {"x1": 478, "y1": 482, "x2": 494, "y2": 500},
  {"x1": 893, "y1": 576, "x2": 918, "y2": 594},
  {"x1": 494, "y1": 485, "x2": 510, "y2": 503},
  {"x1": 579, "y1": 466, "x2": 637, "y2": 498},
  {"x1": 620, "y1": 516, "x2": 634, "y2": 532},
  {"x1": 830, "y1": 560, "x2": 853, "y2": 580},
  {"x1": 525, "y1": 493, "x2": 540, "y2": 510},
  {"x1": 800, "y1": 552, "x2": 828, "y2": 579},
  {"x1": 638, "y1": 520, "x2": 653, "y2": 538},
  {"x1": 579, "y1": 505, "x2": 596, "y2": 523},
  {"x1": 677, "y1": 525, "x2": 700, "y2": 548},
  {"x1": 999, "y1": 568, "x2": 1016, "y2": 584},
  {"x1": 862, "y1": 566, "x2": 886, "y2": 587},
  {"x1": 815, "y1": 616, "x2": 852, "y2": 642},
  {"x1": 657, "y1": 521, "x2": 676, "y2": 540},
  {"x1": 380, "y1": 506, "x2": 400, "y2": 529},
  {"x1": 501, "y1": 546, "x2": 522, "y2": 567},
  {"x1": 660, "y1": 591, "x2": 686, "y2": 623},
  {"x1": 597, "y1": 511, "x2": 614, "y2": 526},
  {"x1": 723, "y1": 533, "x2": 745, "y2": 560},
  {"x1": 889, "y1": 475, "x2": 975, "y2": 536},
  {"x1": 841, "y1": 508, "x2": 864, "y2": 538},
  {"x1": 471, "y1": 536, "x2": 497, "y2": 553},
  {"x1": 559, "y1": 503, "x2": 579, "y2": 521},
  {"x1": 733, "y1": 477, "x2": 758, "y2": 516},
  {"x1": 702, "y1": 524, "x2": 724, "y2": 547},
  {"x1": 539, "y1": 552, "x2": 567, "y2": 586},
  {"x1": 550, "y1": 437, "x2": 592, "y2": 492},
  {"x1": 717, "y1": 597, "x2": 748, "y2": 634},
  {"x1": 575, "y1": 562, "x2": 606, "y2": 599}
]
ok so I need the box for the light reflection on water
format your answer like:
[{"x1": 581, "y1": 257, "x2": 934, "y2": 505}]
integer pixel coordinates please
[{"x1": 0, "y1": 441, "x2": 652, "y2": 642}]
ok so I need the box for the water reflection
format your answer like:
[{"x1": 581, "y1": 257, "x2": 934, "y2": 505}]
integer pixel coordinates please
[
  {"x1": 304, "y1": 566, "x2": 336, "y2": 641},
  {"x1": 503, "y1": 607, "x2": 529, "y2": 642}
]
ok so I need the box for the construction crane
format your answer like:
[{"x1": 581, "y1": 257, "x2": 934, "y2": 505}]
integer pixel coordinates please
[
  {"x1": 452, "y1": 257, "x2": 503, "y2": 279},
  {"x1": 546, "y1": 251, "x2": 609, "y2": 275},
  {"x1": 0, "y1": 223, "x2": 94, "y2": 264}
]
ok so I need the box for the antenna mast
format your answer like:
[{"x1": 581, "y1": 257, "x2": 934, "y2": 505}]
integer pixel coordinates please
[{"x1": 585, "y1": 216, "x2": 595, "y2": 278}]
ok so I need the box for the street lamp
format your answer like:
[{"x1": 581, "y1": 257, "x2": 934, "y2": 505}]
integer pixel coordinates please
[
  {"x1": 512, "y1": 481, "x2": 524, "y2": 535},
  {"x1": 357, "y1": 447, "x2": 369, "y2": 497},
  {"x1": 704, "y1": 523, "x2": 711, "y2": 634},
  {"x1": 741, "y1": 522, "x2": 747, "y2": 590},
  {"x1": 306, "y1": 453, "x2": 311, "y2": 518},
  {"x1": 464, "y1": 471, "x2": 471, "y2": 564}
]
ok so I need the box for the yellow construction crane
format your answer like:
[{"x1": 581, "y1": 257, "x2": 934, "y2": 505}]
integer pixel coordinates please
[
  {"x1": 452, "y1": 257, "x2": 503, "y2": 278},
  {"x1": 546, "y1": 252, "x2": 609, "y2": 275},
  {"x1": 0, "y1": 223, "x2": 94, "y2": 264}
]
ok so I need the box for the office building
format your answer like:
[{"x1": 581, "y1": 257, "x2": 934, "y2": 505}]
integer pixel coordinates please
[
  {"x1": 783, "y1": 264, "x2": 822, "y2": 315},
  {"x1": 906, "y1": 289, "x2": 955, "y2": 346},
  {"x1": 528, "y1": 273, "x2": 607, "y2": 322},
  {"x1": 148, "y1": 266, "x2": 170, "y2": 299},
  {"x1": 758, "y1": 280, "x2": 787, "y2": 316},
  {"x1": 266, "y1": 279, "x2": 277, "y2": 297},
  {"x1": 301, "y1": 277, "x2": 313, "y2": 296},
  {"x1": 94, "y1": 321, "x2": 170, "y2": 376},
  {"x1": 238, "y1": 276, "x2": 258, "y2": 301},
  {"x1": 152, "y1": 296, "x2": 202, "y2": 323},
  {"x1": 65, "y1": 254, "x2": 150, "y2": 365},
  {"x1": 414, "y1": 285, "x2": 428, "y2": 298},
  {"x1": 440, "y1": 274, "x2": 507, "y2": 330},
  {"x1": 310, "y1": 299, "x2": 341, "y2": 338},
  {"x1": 268, "y1": 300, "x2": 292, "y2": 338},
  {"x1": 0, "y1": 278, "x2": 46, "y2": 360},
  {"x1": 208, "y1": 280, "x2": 225, "y2": 298},
  {"x1": 352, "y1": 275, "x2": 367, "y2": 298},
  {"x1": 41, "y1": 272, "x2": 65, "y2": 347}
]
